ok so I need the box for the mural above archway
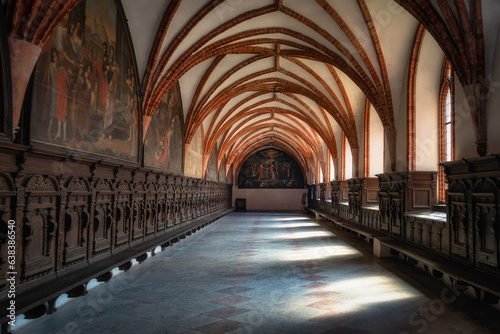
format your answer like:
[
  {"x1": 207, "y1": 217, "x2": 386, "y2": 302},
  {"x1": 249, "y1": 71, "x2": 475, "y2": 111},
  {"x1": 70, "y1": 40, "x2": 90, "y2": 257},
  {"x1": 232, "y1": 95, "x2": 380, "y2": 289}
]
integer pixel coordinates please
[{"x1": 237, "y1": 148, "x2": 305, "y2": 189}]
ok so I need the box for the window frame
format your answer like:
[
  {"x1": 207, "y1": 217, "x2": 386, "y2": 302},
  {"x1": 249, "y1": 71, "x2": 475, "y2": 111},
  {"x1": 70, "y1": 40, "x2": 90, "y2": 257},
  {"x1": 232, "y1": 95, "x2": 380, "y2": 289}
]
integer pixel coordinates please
[{"x1": 438, "y1": 59, "x2": 454, "y2": 203}]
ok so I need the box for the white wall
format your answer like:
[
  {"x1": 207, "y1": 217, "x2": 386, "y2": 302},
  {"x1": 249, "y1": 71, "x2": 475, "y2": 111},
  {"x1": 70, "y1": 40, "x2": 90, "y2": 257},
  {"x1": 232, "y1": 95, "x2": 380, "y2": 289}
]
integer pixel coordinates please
[
  {"x1": 345, "y1": 139, "x2": 353, "y2": 179},
  {"x1": 414, "y1": 33, "x2": 444, "y2": 171},
  {"x1": 454, "y1": 75, "x2": 476, "y2": 159},
  {"x1": 232, "y1": 188, "x2": 307, "y2": 211},
  {"x1": 369, "y1": 104, "x2": 385, "y2": 176}
]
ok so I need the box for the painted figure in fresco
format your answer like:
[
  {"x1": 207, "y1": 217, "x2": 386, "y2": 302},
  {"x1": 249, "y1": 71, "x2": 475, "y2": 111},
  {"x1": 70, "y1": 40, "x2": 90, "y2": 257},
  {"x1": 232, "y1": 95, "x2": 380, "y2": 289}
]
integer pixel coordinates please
[
  {"x1": 46, "y1": 48, "x2": 58, "y2": 142},
  {"x1": 97, "y1": 42, "x2": 108, "y2": 126},
  {"x1": 102, "y1": 45, "x2": 119, "y2": 139},
  {"x1": 73, "y1": 61, "x2": 92, "y2": 139},
  {"x1": 159, "y1": 125, "x2": 173, "y2": 164},
  {"x1": 54, "y1": 68, "x2": 68, "y2": 141},
  {"x1": 53, "y1": 16, "x2": 77, "y2": 70},
  {"x1": 70, "y1": 21, "x2": 83, "y2": 61},
  {"x1": 126, "y1": 67, "x2": 134, "y2": 110},
  {"x1": 237, "y1": 149, "x2": 304, "y2": 188}
]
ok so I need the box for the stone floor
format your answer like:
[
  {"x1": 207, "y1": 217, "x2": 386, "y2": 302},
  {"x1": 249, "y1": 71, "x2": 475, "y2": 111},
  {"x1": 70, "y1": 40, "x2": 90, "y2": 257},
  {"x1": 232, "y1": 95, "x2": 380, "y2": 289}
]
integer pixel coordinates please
[{"x1": 14, "y1": 212, "x2": 500, "y2": 334}]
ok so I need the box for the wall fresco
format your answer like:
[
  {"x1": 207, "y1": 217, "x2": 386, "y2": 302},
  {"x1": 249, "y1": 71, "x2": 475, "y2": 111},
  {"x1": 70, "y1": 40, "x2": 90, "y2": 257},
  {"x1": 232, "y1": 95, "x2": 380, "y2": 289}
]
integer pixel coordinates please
[
  {"x1": 31, "y1": 0, "x2": 139, "y2": 162},
  {"x1": 144, "y1": 83, "x2": 183, "y2": 172},
  {"x1": 185, "y1": 127, "x2": 202, "y2": 178},
  {"x1": 237, "y1": 148, "x2": 305, "y2": 188}
]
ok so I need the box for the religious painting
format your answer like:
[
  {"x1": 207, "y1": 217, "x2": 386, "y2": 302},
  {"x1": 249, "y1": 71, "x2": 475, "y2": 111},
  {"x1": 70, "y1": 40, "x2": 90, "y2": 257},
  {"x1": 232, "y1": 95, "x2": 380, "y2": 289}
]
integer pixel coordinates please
[
  {"x1": 205, "y1": 144, "x2": 218, "y2": 181},
  {"x1": 144, "y1": 83, "x2": 183, "y2": 172},
  {"x1": 237, "y1": 148, "x2": 305, "y2": 188},
  {"x1": 30, "y1": 0, "x2": 140, "y2": 162},
  {"x1": 184, "y1": 127, "x2": 202, "y2": 178}
]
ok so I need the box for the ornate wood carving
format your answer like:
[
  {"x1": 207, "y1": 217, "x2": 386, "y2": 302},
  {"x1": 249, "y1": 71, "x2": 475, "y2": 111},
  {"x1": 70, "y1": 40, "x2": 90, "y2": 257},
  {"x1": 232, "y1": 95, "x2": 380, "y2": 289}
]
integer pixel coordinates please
[
  {"x1": 443, "y1": 156, "x2": 500, "y2": 275},
  {"x1": 330, "y1": 181, "x2": 340, "y2": 214},
  {"x1": 0, "y1": 146, "x2": 233, "y2": 315},
  {"x1": 0, "y1": 173, "x2": 15, "y2": 293}
]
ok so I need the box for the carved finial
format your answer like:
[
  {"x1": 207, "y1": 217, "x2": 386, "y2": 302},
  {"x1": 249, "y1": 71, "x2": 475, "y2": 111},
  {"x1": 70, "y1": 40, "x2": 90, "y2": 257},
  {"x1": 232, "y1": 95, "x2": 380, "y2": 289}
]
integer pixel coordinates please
[
  {"x1": 476, "y1": 141, "x2": 487, "y2": 157},
  {"x1": 16, "y1": 150, "x2": 29, "y2": 174}
]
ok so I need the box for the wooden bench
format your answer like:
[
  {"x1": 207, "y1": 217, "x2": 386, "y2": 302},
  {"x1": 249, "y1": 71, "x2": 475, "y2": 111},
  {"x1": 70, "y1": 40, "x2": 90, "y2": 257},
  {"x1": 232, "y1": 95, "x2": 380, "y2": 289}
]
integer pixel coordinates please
[
  {"x1": 306, "y1": 206, "x2": 500, "y2": 302},
  {"x1": 307, "y1": 207, "x2": 379, "y2": 243},
  {"x1": 377, "y1": 237, "x2": 500, "y2": 300}
]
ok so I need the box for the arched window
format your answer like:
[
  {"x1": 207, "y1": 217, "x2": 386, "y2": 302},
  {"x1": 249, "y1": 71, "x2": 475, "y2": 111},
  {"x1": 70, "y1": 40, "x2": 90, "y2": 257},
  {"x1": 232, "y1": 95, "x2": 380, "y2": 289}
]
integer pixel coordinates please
[
  {"x1": 329, "y1": 153, "x2": 335, "y2": 181},
  {"x1": 342, "y1": 132, "x2": 353, "y2": 180},
  {"x1": 341, "y1": 132, "x2": 346, "y2": 180},
  {"x1": 439, "y1": 59, "x2": 454, "y2": 202}
]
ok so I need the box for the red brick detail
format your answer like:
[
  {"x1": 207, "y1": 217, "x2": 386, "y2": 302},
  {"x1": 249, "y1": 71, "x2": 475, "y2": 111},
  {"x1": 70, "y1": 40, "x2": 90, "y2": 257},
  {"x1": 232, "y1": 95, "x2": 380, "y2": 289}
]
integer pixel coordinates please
[
  {"x1": 142, "y1": 4, "x2": 277, "y2": 114},
  {"x1": 315, "y1": 0, "x2": 389, "y2": 128},
  {"x1": 357, "y1": 0, "x2": 394, "y2": 131},
  {"x1": 147, "y1": 30, "x2": 381, "y2": 123},
  {"x1": 7, "y1": 0, "x2": 82, "y2": 46}
]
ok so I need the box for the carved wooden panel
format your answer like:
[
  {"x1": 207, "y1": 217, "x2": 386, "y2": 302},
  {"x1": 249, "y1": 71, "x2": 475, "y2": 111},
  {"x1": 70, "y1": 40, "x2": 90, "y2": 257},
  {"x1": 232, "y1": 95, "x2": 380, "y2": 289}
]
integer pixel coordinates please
[
  {"x1": 0, "y1": 173, "x2": 15, "y2": 292},
  {"x1": 22, "y1": 175, "x2": 60, "y2": 282},
  {"x1": 378, "y1": 182, "x2": 390, "y2": 232},
  {"x1": 472, "y1": 179, "x2": 499, "y2": 273},
  {"x1": 115, "y1": 180, "x2": 132, "y2": 247},
  {"x1": 413, "y1": 189, "x2": 432, "y2": 208},
  {"x1": 145, "y1": 183, "x2": 157, "y2": 236},
  {"x1": 63, "y1": 177, "x2": 91, "y2": 267},
  {"x1": 132, "y1": 182, "x2": 146, "y2": 241},
  {"x1": 0, "y1": 147, "x2": 233, "y2": 307},
  {"x1": 330, "y1": 181, "x2": 340, "y2": 214},
  {"x1": 389, "y1": 182, "x2": 403, "y2": 236},
  {"x1": 348, "y1": 179, "x2": 362, "y2": 223},
  {"x1": 405, "y1": 214, "x2": 447, "y2": 255},
  {"x1": 448, "y1": 180, "x2": 473, "y2": 265},
  {"x1": 92, "y1": 179, "x2": 114, "y2": 256},
  {"x1": 156, "y1": 178, "x2": 167, "y2": 232}
]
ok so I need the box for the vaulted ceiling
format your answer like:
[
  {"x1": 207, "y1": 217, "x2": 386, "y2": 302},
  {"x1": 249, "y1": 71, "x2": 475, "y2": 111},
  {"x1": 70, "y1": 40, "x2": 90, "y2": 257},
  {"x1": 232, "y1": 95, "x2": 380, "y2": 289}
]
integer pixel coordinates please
[
  {"x1": 6, "y1": 0, "x2": 492, "y2": 180},
  {"x1": 123, "y1": 0, "x2": 421, "y2": 178}
]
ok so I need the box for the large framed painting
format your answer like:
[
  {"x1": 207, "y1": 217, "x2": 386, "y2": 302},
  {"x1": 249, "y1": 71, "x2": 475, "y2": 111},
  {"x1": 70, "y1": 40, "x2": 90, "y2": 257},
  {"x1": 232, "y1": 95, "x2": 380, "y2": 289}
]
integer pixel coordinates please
[
  {"x1": 30, "y1": 0, "x2": 140, "y2": 163},
  {"x1": 237, "y1": 148, "x2": 305, "y2": 188},
  {"x1": 144, "y1": 83, "x2": 183, "y2": 172}
]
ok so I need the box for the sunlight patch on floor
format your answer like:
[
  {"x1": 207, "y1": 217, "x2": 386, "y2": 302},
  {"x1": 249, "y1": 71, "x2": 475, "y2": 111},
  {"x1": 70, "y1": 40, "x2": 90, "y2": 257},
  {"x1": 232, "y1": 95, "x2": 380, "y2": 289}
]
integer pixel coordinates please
[
  {"x1": 270, "y1": 222, "x2": 319, "y2": 228},
  {"x1": 273, "y1": 231, "x2": 332, "y2": 239},
  {"x1": 285, "y1": 245, "x2": 361, "y2": 261},
  {"x1": 321, "y1": 276, "x2": 417, "y2": 314},
  {"x1": 269, "y1": 217, "x2": 311, "y2": 221}
]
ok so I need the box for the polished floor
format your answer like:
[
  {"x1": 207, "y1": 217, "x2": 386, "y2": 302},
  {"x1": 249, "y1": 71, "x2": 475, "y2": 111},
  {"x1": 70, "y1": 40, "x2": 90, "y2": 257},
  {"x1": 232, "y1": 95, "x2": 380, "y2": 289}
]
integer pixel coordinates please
[{"x1": 14, "y1": 212, "x2": 500, "y2": 334}]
